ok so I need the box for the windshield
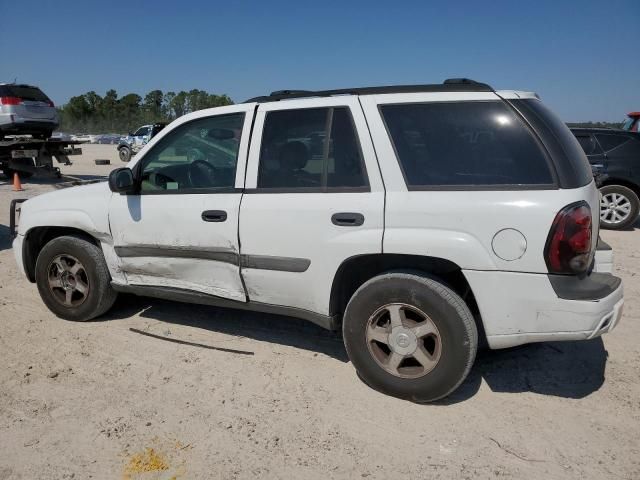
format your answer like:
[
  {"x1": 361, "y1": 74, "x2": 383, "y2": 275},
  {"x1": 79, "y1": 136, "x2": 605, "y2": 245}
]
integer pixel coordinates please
[{"x1": 621, "y1": 117, "x2": 636, "y2": 131}]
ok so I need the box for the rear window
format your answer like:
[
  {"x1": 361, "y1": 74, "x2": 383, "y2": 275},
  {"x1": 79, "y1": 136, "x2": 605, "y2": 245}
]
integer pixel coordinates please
[
  {"x1": 0, "y1": 85, "x2": 50, "y2": 102},
  {"x1": 380, "y1": 101, "x2": 553, "y2": 188}
]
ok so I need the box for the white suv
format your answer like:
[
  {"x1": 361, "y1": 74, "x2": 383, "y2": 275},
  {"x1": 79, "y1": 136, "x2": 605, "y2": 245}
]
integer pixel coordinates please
[{"x1": 11, "y1": 79, "x2": 624, "y2": 402}]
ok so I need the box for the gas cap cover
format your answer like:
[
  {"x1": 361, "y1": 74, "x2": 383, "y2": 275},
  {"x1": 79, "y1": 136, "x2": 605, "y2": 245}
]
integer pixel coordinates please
[{"x1": 492, "y1": 228, "x2": 527, "y2": 261}]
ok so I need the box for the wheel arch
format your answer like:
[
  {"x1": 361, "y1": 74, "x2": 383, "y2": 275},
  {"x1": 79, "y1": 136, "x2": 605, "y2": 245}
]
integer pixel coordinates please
[
  {"x1": 329, "y1": 253, "x2": 486, "y2": 345},
  {"x1": 600, "y1": 178, "x2": 640, "y2": 199},
  {"x1": 23, "y1": 226, "x2": 101, "y2": 282}
]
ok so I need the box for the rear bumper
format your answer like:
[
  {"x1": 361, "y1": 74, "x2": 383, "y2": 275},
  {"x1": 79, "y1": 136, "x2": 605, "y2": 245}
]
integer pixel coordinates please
[
  {"x1": 464, "y1": 269, "x2": 624, "y2": 349},
  {"x1": 0, "y1": 116, "x2": 58, "y2": 133}
]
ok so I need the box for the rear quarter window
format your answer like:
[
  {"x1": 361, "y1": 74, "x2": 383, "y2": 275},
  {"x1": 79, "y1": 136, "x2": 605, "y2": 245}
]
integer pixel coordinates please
[
  {"x1": 380, "y1": 101, "x2": 554, "y2": 188},
  {"x1": 511, "y1": 99, "x2": 593, "y2": 188}
]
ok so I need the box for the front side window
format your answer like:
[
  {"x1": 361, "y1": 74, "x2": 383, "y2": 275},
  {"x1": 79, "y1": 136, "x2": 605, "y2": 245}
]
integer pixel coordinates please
[
  {"x1": 381, "y1": 101, "x2": 554, "y2": 188},
  {"x1": 257, "y1": 107, "x2": 368, "y2": 190},
  {"x1": 139, "y1": 113, "x2": 244, "y2": 192}
]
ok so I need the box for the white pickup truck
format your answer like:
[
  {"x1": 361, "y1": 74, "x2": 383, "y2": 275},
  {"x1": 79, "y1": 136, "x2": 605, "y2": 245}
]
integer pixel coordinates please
[{"x1": 12, "y1": 79, "x2": 624, "y2": 402}]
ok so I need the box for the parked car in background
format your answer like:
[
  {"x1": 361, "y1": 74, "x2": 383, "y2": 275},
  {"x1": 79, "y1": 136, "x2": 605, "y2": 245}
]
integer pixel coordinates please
[
  {"x1": 50, "y1": 132, "x2": 74, "y2": 142},
  {"x1": 71, "y1": 133, "x2": 100, "y2": 144},
  {"x1": 572, "y1": 128, "x2": 640, "y2": 229},
  {"x1": 11, "y1": 79, "x2": 623, "y2": 402},
  {"x1": 117, "y1": 122, "x2": 166, "y2": 161},
  {"x1": 0, "y1": 83, "x2": 58, "y2": 139},
  {"x1": 97, "y1": 134, "x2": 121, "y2": 144}
]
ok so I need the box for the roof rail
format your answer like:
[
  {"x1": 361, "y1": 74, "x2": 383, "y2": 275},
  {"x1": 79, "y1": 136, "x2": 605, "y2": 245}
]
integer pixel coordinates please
[{"x1": 245, "y1": 78, "x2": 493, "y2": 103}]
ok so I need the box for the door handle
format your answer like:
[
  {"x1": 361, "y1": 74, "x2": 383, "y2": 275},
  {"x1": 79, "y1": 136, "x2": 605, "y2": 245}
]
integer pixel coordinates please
[
  {"x1": 331, "y1": 212, "x2": 365, "y2": 227},
  {"x1": 201, "y1": 210, "x2": 227, "y2": 222}
]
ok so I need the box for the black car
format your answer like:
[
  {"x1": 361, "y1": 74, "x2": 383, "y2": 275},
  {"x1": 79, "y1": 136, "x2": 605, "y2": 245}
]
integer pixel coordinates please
[{"x1": 571, "y1": 128, "x2": 640, "y2": 229}]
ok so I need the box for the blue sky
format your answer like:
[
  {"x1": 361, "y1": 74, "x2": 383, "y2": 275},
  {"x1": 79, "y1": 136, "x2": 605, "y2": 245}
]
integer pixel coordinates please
[{"x1": 1, "y1": 0, "x2": 638, "y2": 121}]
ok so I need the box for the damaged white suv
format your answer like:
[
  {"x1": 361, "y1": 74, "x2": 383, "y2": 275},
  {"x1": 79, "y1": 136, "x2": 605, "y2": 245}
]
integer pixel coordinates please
[{"x1": 12, "y1": 79, "x2": 624, "y2": 402}]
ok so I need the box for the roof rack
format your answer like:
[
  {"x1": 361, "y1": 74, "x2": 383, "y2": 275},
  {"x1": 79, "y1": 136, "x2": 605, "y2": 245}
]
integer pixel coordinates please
[{"x1": 245, "y1": 78, "x2": 493, "y2": 103}]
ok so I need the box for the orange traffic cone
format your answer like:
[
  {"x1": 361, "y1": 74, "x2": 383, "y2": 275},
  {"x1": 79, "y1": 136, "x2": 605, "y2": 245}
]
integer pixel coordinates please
[{"x1": 12, "y1": 172, "x2": 24, "y2": 192}]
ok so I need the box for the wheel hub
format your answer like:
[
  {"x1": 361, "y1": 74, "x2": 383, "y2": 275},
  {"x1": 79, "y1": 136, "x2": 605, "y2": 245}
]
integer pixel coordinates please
[
  {"x1": 389, "y1": 326, "x2": 418, "y2": 355},
  {"x1": 60, "y1": 272, "x2": 76, "y2": 290}
]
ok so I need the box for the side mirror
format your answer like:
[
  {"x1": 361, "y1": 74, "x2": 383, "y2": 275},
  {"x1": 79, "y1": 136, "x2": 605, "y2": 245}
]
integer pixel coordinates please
[{"x1": 109, "y1": 168, "x2": 135, "y2": 193}]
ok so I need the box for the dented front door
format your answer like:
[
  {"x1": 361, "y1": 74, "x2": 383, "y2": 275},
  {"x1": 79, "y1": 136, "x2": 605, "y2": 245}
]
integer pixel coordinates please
[{"x1": 107, "y1": 105, "x2": 255, "y2": 301}]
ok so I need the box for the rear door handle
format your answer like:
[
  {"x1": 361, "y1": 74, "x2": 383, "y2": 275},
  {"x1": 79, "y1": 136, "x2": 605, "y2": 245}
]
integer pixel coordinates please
[
  {"x1": 202, "y1": 210, "x2": 227, "y2": 222},
  {"x1": 331, "y1": 212, "x2": 365, "y2": 227}
]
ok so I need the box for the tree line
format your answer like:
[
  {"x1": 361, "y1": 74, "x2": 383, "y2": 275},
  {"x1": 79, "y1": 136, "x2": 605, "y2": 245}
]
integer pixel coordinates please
[{"x1": 58, "y1": 89, "x2": 233, "y2": 134}]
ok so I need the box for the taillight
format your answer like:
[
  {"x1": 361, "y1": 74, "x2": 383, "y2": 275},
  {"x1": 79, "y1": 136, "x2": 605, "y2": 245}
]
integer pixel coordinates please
[
  {"x1": 544, "y1": 202, "x2": 592, "y2": 274},
  {"x1": 47, "y1": 100, "x2": 55, "y2": 107},
  {"x1": 0, "y1": 96, "x2": 22, "y2": 105}
]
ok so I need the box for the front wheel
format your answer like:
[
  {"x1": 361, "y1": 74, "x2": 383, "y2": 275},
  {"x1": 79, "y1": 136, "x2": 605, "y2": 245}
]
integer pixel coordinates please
[
  {"x1": 599, "y1": 185, "x2": 640, "y2": 230},
  {"x1": 35, "y1": 235, "x2": 117, "y2": 321},
  {"x1": 118, "y1": 146, "x2": 132, "y2": 162},
  {"x1": 342, "y1": 272, "x2": 477, "y2": 403}
]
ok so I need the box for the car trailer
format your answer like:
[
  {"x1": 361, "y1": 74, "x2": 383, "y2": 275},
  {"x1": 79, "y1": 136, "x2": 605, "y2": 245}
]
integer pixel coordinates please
[{"x1": 0, "y1": 137, "x2": 83, "y2": 179}]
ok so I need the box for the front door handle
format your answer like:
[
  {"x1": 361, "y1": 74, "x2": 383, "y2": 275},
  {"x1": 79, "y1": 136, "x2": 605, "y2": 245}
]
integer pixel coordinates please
[
  {"x1": 202, "y1": 210, "x2": 227, "y2": 222},
  {"x1": 331, "y1": 212, "x2": 365, "y2": 227}
]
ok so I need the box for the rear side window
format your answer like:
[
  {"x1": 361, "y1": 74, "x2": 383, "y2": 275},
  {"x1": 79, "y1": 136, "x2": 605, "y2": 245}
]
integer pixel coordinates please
[
  {"x1": 380, "y1": 101, "x2": 553, "y2": 188},
  {"x1": 0, "y1": 85, "x2": 50, "y2": 102},
  {"x1": 257, "y1": 107, "x2": 368, "y2": 190},
  {"x1": 595, "y1": 134, "x2": 630, "y2": 152}
]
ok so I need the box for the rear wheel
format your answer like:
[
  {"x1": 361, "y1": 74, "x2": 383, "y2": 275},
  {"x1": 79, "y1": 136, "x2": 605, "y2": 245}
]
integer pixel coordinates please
[
  {"x1": 342, "y1": 272, "x2": 477, "y2": 403},
  {"x1": 599, "y1": 185, "x2": 640, "y2": 230},
  {"x1": 118, "y1": 146, "x2": 132, "y2": 162},
  {"x1": 35, "y1": 235, "x2": 117, "y2": 321}
]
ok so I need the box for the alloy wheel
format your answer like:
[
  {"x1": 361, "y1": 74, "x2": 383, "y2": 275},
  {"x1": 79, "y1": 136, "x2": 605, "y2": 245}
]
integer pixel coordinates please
[{"x1": 366, "y1": 303, "x2": 442, "y2": 379}]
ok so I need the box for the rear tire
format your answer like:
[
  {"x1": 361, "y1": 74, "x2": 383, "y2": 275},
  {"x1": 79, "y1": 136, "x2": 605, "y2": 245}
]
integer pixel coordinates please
[
  {"x1": 35, "y1": 235, "x2": 117, "y2": 321},
  {"x1": 342, "y1": 272, "x2": 477, "y2": 403},
  {"x1": 599, "y1": 185, "x2": 640, "y2": 230},
  {"x1": 118, "y1": 146, "x2": 132, "y2": 162}
]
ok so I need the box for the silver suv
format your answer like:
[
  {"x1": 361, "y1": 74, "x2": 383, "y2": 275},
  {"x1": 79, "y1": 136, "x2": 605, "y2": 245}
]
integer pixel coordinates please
[{"x1": 0, "y1": 83, "x2": 59, "y2": 139}]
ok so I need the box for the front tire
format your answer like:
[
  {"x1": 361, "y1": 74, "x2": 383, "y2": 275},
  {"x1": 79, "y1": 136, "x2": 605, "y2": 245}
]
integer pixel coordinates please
[
  {"x1": 35, "y1": 235, "x2": 117, "y2": 321},
  {"x1": 342, "y1": 272, "x2": 477, "y2": 403},
  {"x1": 599, "y1": 185, "x2": 640, "y2": 230},
  {"x1": 118, "y1": 146, "x2": 132, "y2": 162}
]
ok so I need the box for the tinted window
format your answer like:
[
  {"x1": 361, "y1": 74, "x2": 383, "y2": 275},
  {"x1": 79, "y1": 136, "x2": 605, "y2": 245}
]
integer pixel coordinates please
[
  {"x1": 575, "y1": 134, "x2": 600, "y2": 155},
  {"x1": 139, "y1": 113, "x2": 244, "y2": 192},
  {"x1": 512, "y1": 99, "x2": 593, "y2": 188},
  {"x1": 1, "y1": 85, "x2": 50, "y2": 102},
  {"x1": 258, "y1": 107, "x2": 367, "y2": 190},
  {"x1": 380, "y1": 101, "x2": 553, "y2": 187},
  {"x1": 595, "y1": 134, "x2": 630, "y2": 152}
]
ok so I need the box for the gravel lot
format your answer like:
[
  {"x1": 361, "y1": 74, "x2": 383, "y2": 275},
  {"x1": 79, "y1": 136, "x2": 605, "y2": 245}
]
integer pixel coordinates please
[{"x1": 0, "y1": 145, "x2": 638, "y2": 479}]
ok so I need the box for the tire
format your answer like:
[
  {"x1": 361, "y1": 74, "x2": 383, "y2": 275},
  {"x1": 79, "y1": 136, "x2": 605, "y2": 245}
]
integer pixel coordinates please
[
  {"x1": 599, "y1": 185, "x2": 640, "y2": 230},
  {"x1": 35, "y1": 235, "x2": 118, "y2": 321},
  {"x1": 118, "y1": 146, "x2": 132, "y2": 162},
  {"x1": 342, "y1": 272, "x2": 477, "y2": 403}
]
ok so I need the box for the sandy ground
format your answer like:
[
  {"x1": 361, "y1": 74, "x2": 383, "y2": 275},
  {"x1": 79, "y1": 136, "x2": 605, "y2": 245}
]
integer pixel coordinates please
[{"x1": 0, "y1": 145, "x2": 639, "y2": 479}]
